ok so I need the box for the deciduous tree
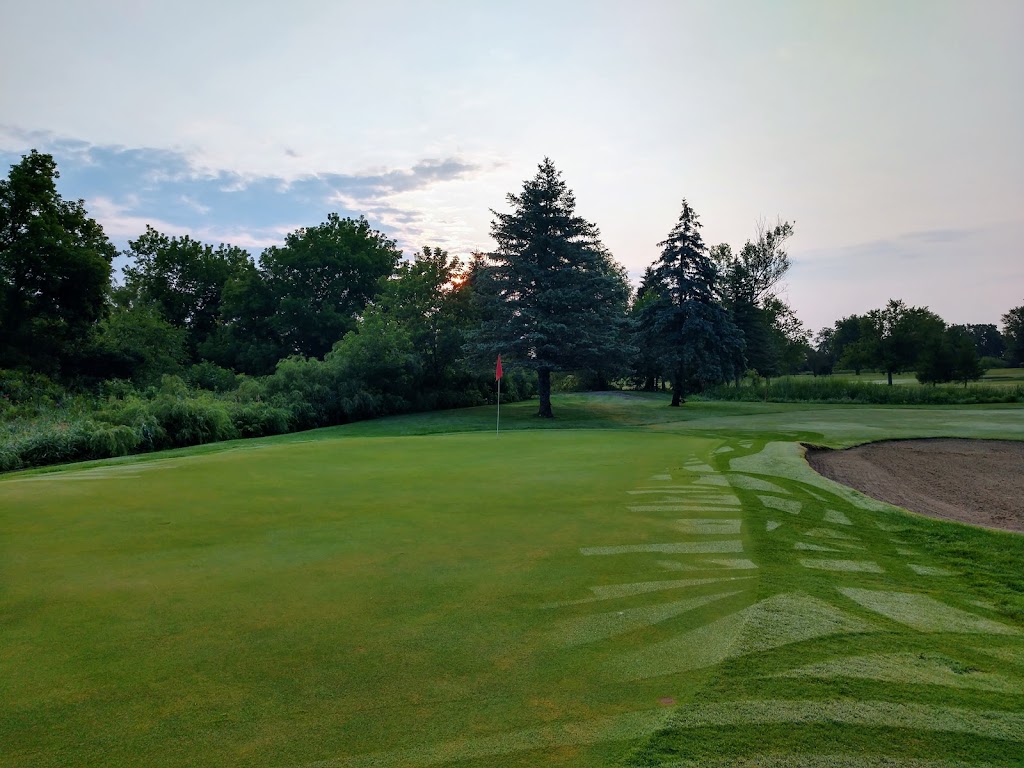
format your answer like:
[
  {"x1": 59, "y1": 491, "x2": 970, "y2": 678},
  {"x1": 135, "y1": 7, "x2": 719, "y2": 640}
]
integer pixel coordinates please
[
  {"x1": 122, "y1": 227, "x2": 252, "y2": 361},
  {"x1": 0, "y1": 151, "x2": 115, "y2": 375},
  {"x1": 1003, "y1": 305, "x2": 1024, "y2": 367}
]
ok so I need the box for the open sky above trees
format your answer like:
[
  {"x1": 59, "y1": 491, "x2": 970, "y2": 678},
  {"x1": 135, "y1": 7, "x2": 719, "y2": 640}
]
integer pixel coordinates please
[{"x1": 1, "y1": 0, "x2": 1022, "y2": 331}]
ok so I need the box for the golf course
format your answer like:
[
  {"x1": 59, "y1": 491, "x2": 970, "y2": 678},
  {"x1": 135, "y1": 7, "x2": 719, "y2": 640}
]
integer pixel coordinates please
[{"x1": 2, "y1": 393, "x2": 1023, "y2": 767}]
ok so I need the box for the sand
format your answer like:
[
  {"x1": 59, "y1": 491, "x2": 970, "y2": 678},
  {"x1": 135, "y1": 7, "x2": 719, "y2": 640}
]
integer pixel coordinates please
[{"x1": 806, "y1": 439, "x2": 1024, "y2": 532}]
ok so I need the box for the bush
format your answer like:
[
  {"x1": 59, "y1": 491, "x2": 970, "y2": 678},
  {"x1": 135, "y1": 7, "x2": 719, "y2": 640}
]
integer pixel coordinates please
[
  {"x1": 187, "y1": 362, "x2": 239, "y2": 392},
  {"x1": 230, "y1": 402, "x2": 291, "y2": 438},
  {"x1": 148, "y1": 395, "x2": 238, "y2": 447},
  {"x1": 980, "y1": 356, "x2": 1008, "y2": 369},
  {"x1": 703, "y1": 377, "x2": 1024, "y2": 405},
  {"x1": 87, "y1": 424, "x2": 140, "y2": 457}
]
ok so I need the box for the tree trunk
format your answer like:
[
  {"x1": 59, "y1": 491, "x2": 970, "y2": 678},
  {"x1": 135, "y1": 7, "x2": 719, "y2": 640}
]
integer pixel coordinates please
[
  {"x1": 670, "y1": 371, "x2": 683, "y2": 407},
  {"x1": 887, "y1": 370, "x2": 893, "y2": 386},
  {"x1": 537, "y1": 368, "x2": 554, "y2": 418}
]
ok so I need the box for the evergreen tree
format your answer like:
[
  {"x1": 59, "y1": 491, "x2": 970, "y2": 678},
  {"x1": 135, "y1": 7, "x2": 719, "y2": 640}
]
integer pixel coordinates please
[
  {"x1": 639, "y1": 200, "x2": 744, "y2": 406},
  {"x1": 472, "y1": 158, "x2": 630, "y2": 417}
]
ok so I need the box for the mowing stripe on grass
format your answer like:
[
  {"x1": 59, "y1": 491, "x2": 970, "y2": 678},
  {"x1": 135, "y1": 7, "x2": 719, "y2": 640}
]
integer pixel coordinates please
[
  {"x1": 804, "y1": 527, "x2": 860, "y2": 541},
  {"x1": 694, "y1": 475, "x2": 730, "y2": 487},
  {"x1": 775, "y1": 652, "x2": 1020, "y2": 692},
  {"x1": 300, "y1": 708, "x2": 673, "y2": 768},
  {"x1": 795, "y1": 542, "x2": 841, "y2": 552},
  {"x1": 553, "y1": 591, "x2": 745, "y2": 646},
  {"x1": 824, "y1": 509, "x2": 853, "y2": 526},
  {"x1": 614, "y1": 593, "x2": 875, "y2": 680},
  {"x1": 655, "y1": 559, "x2": 758, "y2": 571},
  {"x1": 544, "y1": 577, "x2": 753, "y2": 606},
  {"x1": 705, "y1": 558, "x2": 758, "y2": 569},
  {"x1": 799, "y1": 559, "x2": 884, "y2": 573},
  {"x1": 839, "y1": 589, "x2": 1020, "y2": 634},
  {"x1": 672, "y1": 519, "x2": 742, "y2": 535},
  {"x1": 629, "y1": 503, "x2": 740, "y2": 512},
  {"x1": 587, "y1": 577, "x2": 752, "y2": 600},
  {"x1": 726, "y1": 474, "x2": 787, "y2": 493},
  {"x1": 580, "y1": 541, "x2": 744, "y2": 555},
  {"x1": 661, "y1": 699, "x2": 1024, "y2": 742},
  {"x1": 908, "y1": 564, "x2": 956, "y2": 576},
  {"x1": 759, "y1": 496, "x2": 802, "y2": 514},
  {"x1": 656, "y1": 757, "x2": 1003, "y2": 767}
]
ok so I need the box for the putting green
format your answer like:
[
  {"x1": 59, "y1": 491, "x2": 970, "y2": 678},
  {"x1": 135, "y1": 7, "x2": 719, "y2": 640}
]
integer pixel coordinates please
[{"x1": 2, "y1": 400, "x2": 1023, "y2": 767}]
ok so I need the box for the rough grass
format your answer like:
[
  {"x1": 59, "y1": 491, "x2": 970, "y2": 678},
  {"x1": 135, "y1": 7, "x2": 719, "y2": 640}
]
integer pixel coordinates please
[{"x1": 2, "y1": 393, "x2": 1023, "y2": 767}]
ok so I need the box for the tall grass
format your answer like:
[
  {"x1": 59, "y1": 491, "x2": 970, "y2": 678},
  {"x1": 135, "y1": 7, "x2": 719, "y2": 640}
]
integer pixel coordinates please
[{"x1": 704, "y1": 377, "x2": 1024, "y2": 405}]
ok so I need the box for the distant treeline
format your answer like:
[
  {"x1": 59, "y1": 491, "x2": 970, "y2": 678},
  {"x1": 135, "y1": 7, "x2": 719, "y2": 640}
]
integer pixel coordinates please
[{"x1": 2, "y1": 150, "x2": 1023, "y2": 470}]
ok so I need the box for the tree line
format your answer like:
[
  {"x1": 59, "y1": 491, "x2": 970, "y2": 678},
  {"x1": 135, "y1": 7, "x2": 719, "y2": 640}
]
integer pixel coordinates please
[{"x1": 2, "y1": 150, "x2": 1023, "y2": 468}]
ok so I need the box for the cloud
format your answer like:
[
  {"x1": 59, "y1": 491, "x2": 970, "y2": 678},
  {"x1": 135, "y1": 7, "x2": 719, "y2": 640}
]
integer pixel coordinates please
[
  {"x1": 788, "y1": 221, "x2": 1024, "y2": 329},
  {"x1": 0, "y1": 129, "x2": 483, "y2": 258}
]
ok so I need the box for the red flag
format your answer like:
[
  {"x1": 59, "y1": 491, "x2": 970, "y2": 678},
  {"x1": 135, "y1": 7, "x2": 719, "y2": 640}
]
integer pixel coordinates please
[{"x1": 495, "y1": 354, "x2": 503, "y2": 380}]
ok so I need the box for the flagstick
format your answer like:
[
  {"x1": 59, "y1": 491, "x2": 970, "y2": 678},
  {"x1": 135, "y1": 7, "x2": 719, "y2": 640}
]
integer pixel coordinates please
[{"x1": 496, "y1": 376, "x2": 501, "y2": 436}]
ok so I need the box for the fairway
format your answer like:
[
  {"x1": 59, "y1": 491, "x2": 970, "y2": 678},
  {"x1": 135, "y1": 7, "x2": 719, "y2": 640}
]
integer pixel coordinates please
[{"x1": 2, "y1": 397, "x2": 1024, "y2": 767}]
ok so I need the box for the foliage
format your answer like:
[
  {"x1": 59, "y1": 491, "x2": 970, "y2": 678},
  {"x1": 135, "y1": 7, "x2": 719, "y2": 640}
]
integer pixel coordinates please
[
  {"x1": 839, "y1": 300, "x2": 946, "y2": 385},
  {"x1": 1003, "y1": 304, "x2": 1024, "y2": 367},
  {"x1": 122, "y1": 227, "x2": 252, "y2": 361},
  {"x1": 916, "y1": 325, "x2": 984, "y2": 386},
  {"x1": 375, "y1": 246, "x2": 477, "y2": 394},
  {"x1": 963, "y1": 322, "x2": 1005, "y2": 359},
  {"x1": 703, "y1": 376, "x2": 1022, "y2": 404},
  {"x1": 89, "y1": 295, "x2": 188, "y2": 386},
  {"x1": 472, "y1": 158, "x2": 632, "y2": 417},
  {"x1": 714, "y1": 219, "x2": 802, "y2": 380},
  {"x1": 0, "y1": 151, "x2": 116, "y2": 377},
  {"x1": 260, "y1": 213, "x2": 402, "y2": 359},
  {"x1": 638, "y1": 200, "x2": 744, "y2": 405}
]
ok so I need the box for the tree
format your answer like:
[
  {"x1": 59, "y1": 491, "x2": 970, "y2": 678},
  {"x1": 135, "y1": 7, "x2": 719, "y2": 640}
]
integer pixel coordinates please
[
  {"x1": 950, "y1": 326, "x2": 985, "y2": 386},
  {"x1": 90, "y1": 288, "x2": 188, "y2": 386},
  {"x1": 714, "y1": 218, "x2": 796, "y2": 382},
  {"x1": 122, "y1": 227, "x2": 252, "y2": 361},
  {"x1": 376, "y1": 246, "x2": 475, "y2": 392},
  {"x1": 639, "y1": 200, "x2": 744, "y2": 406},
  {"x1": 855, "y1": 300, "x2": 945, "y2": 385},
  {"x1": 472, "y1": 158, "x2": 631, "y2": 417},
  {"x1": 1003, "y1": 305, "x2": 1024, "y2": 367},
  {"x1": 916, "y1": 325, "x2": 984, "y2": 387},
  {"x1": 962, "y1": 323, "x2": 1005, "y2": 360},
  {"x1": 260, "y1": 214, "x2": 402, "y2": 359},
  {"x1": 0, "y1": 150, "x2": 116, "y2": 375},
  {"x1": 828, "y1": 314, "x2": 866, "y2": 373},
  {"x1": 201, "y1": 261, "x2": 282, "y2": 375},
  {"x1": 630, "y1": 266, "x2": 667, "y2": 391}
]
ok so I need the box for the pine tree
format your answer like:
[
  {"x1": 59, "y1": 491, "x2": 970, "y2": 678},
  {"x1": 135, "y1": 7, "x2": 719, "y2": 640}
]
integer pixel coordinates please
[
  {"x1": 472, "y1": 158, "x2": 630, "y2": 417},
  {"x1": 639, "y1": 200, "x2": 744, "y2": 405}
]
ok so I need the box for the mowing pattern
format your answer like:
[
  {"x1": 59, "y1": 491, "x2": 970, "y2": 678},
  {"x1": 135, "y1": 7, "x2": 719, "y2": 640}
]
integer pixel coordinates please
[
  {"x1": 3, "y1": 427, "x2": 1023, "y2": 768},
  {"x1": 617, "y1": 441, "x2": 1024, "y2": 766}
]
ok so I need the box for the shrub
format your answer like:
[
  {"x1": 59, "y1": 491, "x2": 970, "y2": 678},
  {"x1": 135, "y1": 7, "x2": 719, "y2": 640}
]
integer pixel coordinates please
[
  {"x1": 187, "y1": 362, "x2": 239, "y2": 392},
  {"x1": 703, "y1": 377, "x2": 1023, "y2": 405},
  {"x1": 148, "y1": 395, "x2": 238, "y2": 447},
  {"x1": 230, "y1": 402, "x2": 291, "y2": 438}
]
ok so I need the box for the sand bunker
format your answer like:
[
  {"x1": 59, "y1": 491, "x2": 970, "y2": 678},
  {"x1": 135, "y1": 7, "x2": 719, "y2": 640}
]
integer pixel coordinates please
[{"x1": 806, "y1": 439, "x2": 1024, "y2": 533}]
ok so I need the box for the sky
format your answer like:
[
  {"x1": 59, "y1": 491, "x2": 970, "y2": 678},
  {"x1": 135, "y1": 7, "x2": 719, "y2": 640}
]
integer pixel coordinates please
[{"x1": 1, "y1": 0, "x2": 1022, "y2": 332}]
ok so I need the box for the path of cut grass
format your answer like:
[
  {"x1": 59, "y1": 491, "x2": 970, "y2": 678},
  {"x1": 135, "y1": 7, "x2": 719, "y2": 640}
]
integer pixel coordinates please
[{"x1": 2, "y1": 395, "x2": 1023, "y2": 766}]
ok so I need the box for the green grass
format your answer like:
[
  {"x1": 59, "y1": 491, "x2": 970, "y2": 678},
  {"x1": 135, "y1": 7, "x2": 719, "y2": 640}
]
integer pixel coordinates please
[{"x1": 2, "y1": 394, "x2": 1023, "y2": 766}]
